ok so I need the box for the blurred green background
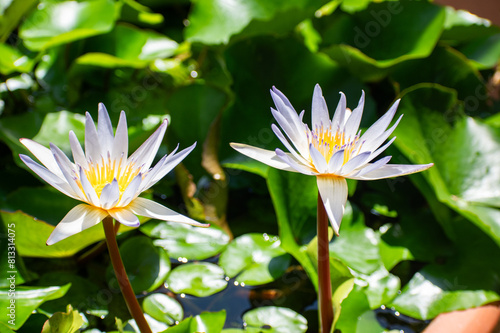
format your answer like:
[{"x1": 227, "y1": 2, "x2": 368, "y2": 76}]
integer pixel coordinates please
[{"x1": 1, "y1": 0, "x2": 500, "y2": 332}]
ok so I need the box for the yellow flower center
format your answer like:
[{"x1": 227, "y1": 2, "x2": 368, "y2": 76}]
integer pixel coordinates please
[
  {"x1": 80, "y1": 157, "x2": 140, "y2": 198},
  {"x1": 309, "y1": 125, "x2": 360, "y2": 165}
]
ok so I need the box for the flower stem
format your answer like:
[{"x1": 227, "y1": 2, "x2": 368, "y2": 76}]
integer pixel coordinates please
[
  {"x1": 318, "y1": 193, "x2": 333, "y2": 333},
  {"x1": 102, "y1": 216, "x2": 152, "y2": 333}
]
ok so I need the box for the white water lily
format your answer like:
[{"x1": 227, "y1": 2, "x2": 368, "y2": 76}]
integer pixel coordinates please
[
  {"x1": 231, "y1": 84, "x2": 432, "y2": 235},
  {"x1": 20, "y1": 103, "x2": 208, "y2": 245}
]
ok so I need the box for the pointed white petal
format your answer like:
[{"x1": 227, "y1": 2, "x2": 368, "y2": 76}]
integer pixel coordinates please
[
  {"x1": 230, "y1": 143, "x2": 297, "y2": 172},
  {"x1": 298, "y1": 110, "x2": 305, "y2": 122},
  {"x1": 271, "y1": 124, "x2": 308, "y2": 165},
  {"x1": 309, "y1": 144, "x2": 328, "y2": 173},
  {"x1": 359, "y1": 99, "x2": 399, "y2": 145},
  {"x1": 46, "y1": 204, "x2": 107, "y2": 245},
  {"x1": 361, "y1": 114, "x2": 402, "y2": 153},
  {"x1": 312, "y1": 84, "x2": 330, "y2": 129},
  {"x1": 100, "y1": 179, "x2": 120, "y2": 209},
  {"x1": 327, "y1": 149, "x2": 345, "y2": 174},
  {"x1": 349, "y1": 163, "x2": 433, "y2": 180},
  {"x1": 340, "y1": 151, "x2": 371, "y2": 175},
  {"x1": 331, "y1": 92, "x2": 347, "y2": 130},
  {"x1": 317, "y1": 176, "x2": 348, "y2": 236},
  {"x1": 128, "y1": 119, "x2": 167, "y2": 173},
  {"x1": 112, "y1": 111, "x2": 129, "y2": 161},
  {"x1": 343, "y1": 91, "x2": 365, "y2": 140},
  {"x1": 79, "y1": 166, "x2": 99, "y2": 206},
  {"x1": 275, "y1": 149, "x2": 316, "y2": 175},
  {"x1": 271, "y1": 108, "x2": 309, "y2": 157},
  {"x1": 84, "y1": 112, "x2": 102, "y2": 162},
  {"x1": 270, "y1": 88, "x2": 307, "y2": 143},
  {"x1": 128, "y1": 197, "x2": 209, "y2": 227},
  {"x1": 141, "y1": 143, "x2": 196, "y2": 192},
  {"x1": 109, "y1": 207, "x2": 140, "y2": 227},
  {"x1": 118, "y1": 173, "x2": 143, "y2": 207},
  {"x1": 20, "y1": 138, "x2": 65, "y2": 179},
  {"x1": 97, "y1": 103, "x2": 114, "y2": 154},
  {"x1": 19, "y1": 154, "x2": 79, "y2": 199},
  {"x1": 69, "y1": 131, "x2": 88, "y2": 169},
  {"x1": 50, "y1": 143, "x2": 85, "y2": 199},
  {"x1": 271, "y1": 86, "x2": 297, "y2": 113},
  {"x1": 368, "y1": 136, "x2": 396, "y2": 162},
  {"x1": 354, "y1": 156, "x2": 392, "y2": 177}
]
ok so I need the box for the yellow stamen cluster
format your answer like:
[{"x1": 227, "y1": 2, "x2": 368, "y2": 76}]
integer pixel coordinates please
[{"x1": 309, "y1": 124, "x2": 360, "y2": 165}]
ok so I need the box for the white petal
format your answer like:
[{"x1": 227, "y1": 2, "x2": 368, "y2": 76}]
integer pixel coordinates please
[
  {"x1": 340, "y1": 151, "x2": 371, "y2": 175},
  {"x1": 327, "y1": 149, "x2": 345, "y2": 174},
  {"x1": 128, "y1": 197, "x2": 209, "y2": 227},
  {"x1": 270, "y1": 88, "x2": 308, "y2": 145},
  {"x1": 19, "y1": 154, "x2": 79, "y2": 199},
  {"x1": 309, "y1": 144, "x2": 328, "y2": 173},
  {"x1": 275, "y1": 149, "x2": 316, "y2": 175},
  {"x1": 359, "y1": 99, "x2": 399, "y2": 145},
  {"x1": 118, "y1": 173, "x2": 143, "y2": 207},
  {"x1": 349, "y1": 163, "x2": 433, "y2": 180},
  {"x1": 361, "y1": 114, "x2": 402, "y2": 153},
  {"x1": 50, "y1": 143, "x2": 86, "y2": 199},
  {"x1": 343, "y1": 90, "x2": 365, "y2": 140},
  {"x1": 230, "y1": 143, "x2": 297, "y2": 172},
  {"x1": 69, "y1": 131, "x2": 88, "y2": 169},
  {"x1": 97, "y1": 103, "x2": 114, "y2": 155},
  {"x1": 100, "y1": 179, "x2": 120, "y2": 209},
  {"x1": 112, "y1": 111, "x2": 128, "y2": 161},
  {"x1": 272, "y1": 124, "x2": 309, "y2": 165},
  {"x1": 46, "y1": 204, "x2": 107, "y2": 245},
  {"x1": 109, "y1": 208, "x2": 140, "y2": 227},
  {"x1": 141, "y1": 143, "x2": 196, "y2": 192},
  {"x1": 20, "y1": 138, "x2": 65, "y2": 179},
  {"x1": 311, "y1": 84, "x2": 330, "y2": 129},
  {"x1": 271, "y1": 108, "x2": 309, "y2": 157},
  {"x1": 84, "y1": 112, "x2": 102, "y2": 162},
  {"x1": 354, "y1": 156, "x2": 392, "y2": 177},
  {"x1": 331, "y1": 92, "x2": 347, "y2": 130},
  {"x1": 368, "y1": 136, "x2": 396, "y2": 162},
  {"x1": 317, "y1": 176, "x2": 348, "y2": 236},
  {"x1": 79, "y1": 166, "x2": 99, "y2": 206},
  {"x1": 128, "y1": 119, "x2": 167, "y2": 173}
]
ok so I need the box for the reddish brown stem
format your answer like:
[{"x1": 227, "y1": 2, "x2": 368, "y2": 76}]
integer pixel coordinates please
[
  {"x1": 103, "y1": 216, "x2": 152, "y2": 333},
  {"x1": 318, "y1": 193, "x2": 334, "y2": 333}
]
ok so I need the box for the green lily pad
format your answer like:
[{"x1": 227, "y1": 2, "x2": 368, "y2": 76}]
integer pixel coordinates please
[
  {"x1": 162, "y1": 310, "x2": 226, "y2": 333},
  {"x1": 219, "y1": 233, "x2": 291, "y2": 286},
  {"x1": 0, "y1": 284, "x2": 70, "y2": 330},
  {"x1": 142, "y1": 293, "x2": 183, "y2": 326},
  {"x1": 242, "y1": 306, "x2": 308, "y2": 333},
  {"x1": 19, "y1": 0, "x2": 118, "y2": 51},
  {"x1": 141, "y1": 221, "x2": 229, "y2": 261},
  {"x1": 166, "y1": 262, "x2": 227, "y2": 297},
  {"x1": 113, "y1": 236, "x2": 171, "y2": 294}
]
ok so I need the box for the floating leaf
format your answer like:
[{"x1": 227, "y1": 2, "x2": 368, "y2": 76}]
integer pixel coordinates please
[
  {"x1": 142, "y1": 293, "x2": 183, "y2": 326},
  {"x1": 219, "y1": 233, "x2": 291, "y2": 286},
  {"x1": 141, "y1": 221, "x2": 229, "y2": 261},
  {"x1": 166, "y1": 262, "x2": 227, "y2": 297},
  {"x1": 163, "y1": 310, "x2": 226, "y2": 333},
  {"x1": 242, "y1": 306, "x2": 308, "y2": 333},
  {"x1": 41, "y1": 305, "x2": 84, "y2": 333}
]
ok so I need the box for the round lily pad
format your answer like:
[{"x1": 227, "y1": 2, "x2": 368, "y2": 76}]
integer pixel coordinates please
[
  {"x1": 218, "y1": 233, "x2": 291, "y2": 285},
  {"x1": 166, "y1": 262, "x2": 227, "y2": 297},
  {"x1": 141, "y1": 221, "x2": 230, "y2": 260},
  {"x1": 109, "y1": 236, "x2": 171, "y2": 293},
  {"x1": 142, "y1": 293, "x2": 184, "y2": 326},
  {"x1": 243, "y1": 306, "x2": 308, "y2": 333}
]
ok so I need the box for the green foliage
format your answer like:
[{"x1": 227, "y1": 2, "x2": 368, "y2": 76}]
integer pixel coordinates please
[{"x1": 1, "y1": 0, "x2": 500, "y2": 331}]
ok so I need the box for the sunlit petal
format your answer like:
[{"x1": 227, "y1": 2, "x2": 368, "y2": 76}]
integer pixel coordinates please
[
  {"x1": 97, "y1": 103, "x2": 114, "y2": 154},
  {"x1": 84, "y1": 112, "x2": 102, "y2": 162},
  {"x1": 109, "y1": 207, "x2": 140, "y2": 227},
  {"x1": 69, "y1": 131, "x2": 88, "y2": 169},
  {"x1": 128, "y1": 119, "x2": 168, "y2": 173},
  {"x1": 230, "y1": 143, "x2": 297, "y2": 172},
  {"x1": 275, "y1": 148, "x2": 316, "y2": 175},
  {"x1": 312, "y1": 84, "x2": 330, "y2": 129},
  {"x1": 349, "y1": 163, "x2": 434, "y2": 180},
  {"x1": 20, "y1": 138, "x2": 65, "y2": 179},
  {"x1": 112, "y1": 111, "x2": 128, "y2": 161},
  {"x1": 46, "y1": 204, "x2": 107, "y2": 245},
  {"x1": 317, "y1": 176, "x2": 348, "y2": 236}
]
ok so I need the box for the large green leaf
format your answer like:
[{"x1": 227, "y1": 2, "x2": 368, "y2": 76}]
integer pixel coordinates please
[
  {"x1": 141, "y1": 221, "x2": 229, "y2": 261},
  {"x1": 218, "y1": 233, "x2": 291, "y2": 286},
  {"x1": 19, "y1": 0, "x2": 118, "y2": 51},
  {"x1": 318, "y1": 1, "x2": 446, "y2": 81},
  {"x1": 142, "y1": 293, "x2": 183, "y2": 326},
  {"x1": 166, "y1": 262, "x2": 227, "y2": 297},
  {"x1": 185, "y1": 0, "x2": 324, "y2": 45},
  {"x1": 393, "y1": 84, "x2": 500, "y2": 245},
  {"x1": 0, "y1": 284, "x2": 70, "y2": 330},
  {"x1": 41, "y1": 305, "x2": 84, "y2": 333},
  {"x1": 242, "y1": 306, "x2": 308, "y2": 333},
  {"x1": 112, "y1": 236, "x2": 171, "y2": 294},
  {"x1": 0, "y1": 43, "x2": 33, "y2": 75}
]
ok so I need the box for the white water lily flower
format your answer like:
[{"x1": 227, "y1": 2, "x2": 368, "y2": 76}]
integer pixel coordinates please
[
  {"x1": 231, "y1": 84, "x2": 433, "y2": 235},
  {"x1": 20, "y1": 103, "x2": 208, "y2": 245}
]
